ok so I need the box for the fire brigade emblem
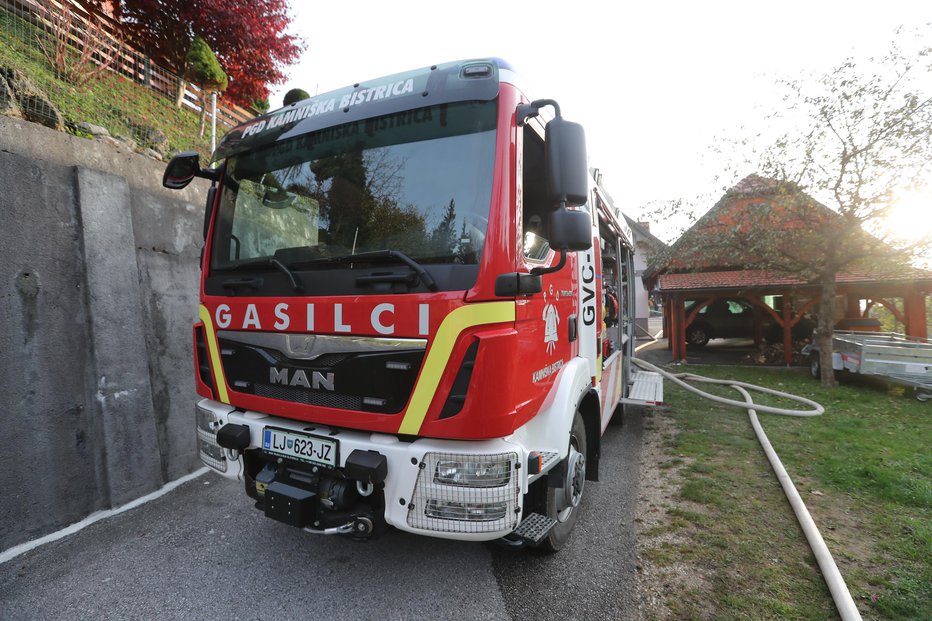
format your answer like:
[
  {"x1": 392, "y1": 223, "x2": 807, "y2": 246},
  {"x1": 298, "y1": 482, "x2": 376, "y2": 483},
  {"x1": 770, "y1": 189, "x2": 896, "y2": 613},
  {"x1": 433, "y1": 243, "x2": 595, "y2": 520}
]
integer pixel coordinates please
[{"x1": 543, "y1": 294, "x2": 559, "y2": 354}]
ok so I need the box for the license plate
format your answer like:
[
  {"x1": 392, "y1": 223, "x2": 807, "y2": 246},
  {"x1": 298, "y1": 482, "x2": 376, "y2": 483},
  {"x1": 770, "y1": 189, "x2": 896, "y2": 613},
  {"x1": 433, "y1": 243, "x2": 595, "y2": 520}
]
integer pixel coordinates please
[{"x1": 262, "y1": 427, "x2": 338, "y2": 468}]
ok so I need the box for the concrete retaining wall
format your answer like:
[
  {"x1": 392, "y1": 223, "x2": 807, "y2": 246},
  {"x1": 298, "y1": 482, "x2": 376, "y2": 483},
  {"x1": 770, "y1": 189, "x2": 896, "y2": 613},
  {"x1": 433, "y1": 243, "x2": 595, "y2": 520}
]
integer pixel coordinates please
[{"x1": 0, "y1": 115, "x2": 209, "y2": 551}]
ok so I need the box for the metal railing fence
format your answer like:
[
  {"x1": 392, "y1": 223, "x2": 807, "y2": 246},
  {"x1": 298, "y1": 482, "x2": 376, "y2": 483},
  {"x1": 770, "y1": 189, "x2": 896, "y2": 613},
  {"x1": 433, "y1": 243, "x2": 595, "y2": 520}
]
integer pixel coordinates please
[{"x1": 0, "y1": 0, "x2": 255, "y2": 158}]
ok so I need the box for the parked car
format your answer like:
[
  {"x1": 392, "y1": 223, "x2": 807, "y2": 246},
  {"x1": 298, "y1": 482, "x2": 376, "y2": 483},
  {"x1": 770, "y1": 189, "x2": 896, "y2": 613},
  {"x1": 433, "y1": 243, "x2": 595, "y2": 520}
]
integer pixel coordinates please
[{"x1": 684, "y1": 298, "x2": 815, "y2": 347}]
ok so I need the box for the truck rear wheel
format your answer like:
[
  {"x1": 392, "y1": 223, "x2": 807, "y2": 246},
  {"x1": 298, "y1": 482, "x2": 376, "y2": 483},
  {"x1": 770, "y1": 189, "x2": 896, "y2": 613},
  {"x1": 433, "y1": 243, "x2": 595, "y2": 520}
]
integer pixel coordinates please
[{"x1": 540, "y1": 410, "x2": 587, "y2": 552}]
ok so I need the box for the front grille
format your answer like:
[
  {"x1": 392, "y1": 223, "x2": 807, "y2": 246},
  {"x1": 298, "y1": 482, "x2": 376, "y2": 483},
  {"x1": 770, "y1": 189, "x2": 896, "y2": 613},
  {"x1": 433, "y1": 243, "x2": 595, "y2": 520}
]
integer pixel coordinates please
[
  {"x1": 254, "y1": 383, "x2": 362, "y2": 410},
  {"x1": 218, "y1": 332, "x2": 427, "y2": 414},
  {"x1": 310, "y1": 353, "x2": 352, "y2": 367}
]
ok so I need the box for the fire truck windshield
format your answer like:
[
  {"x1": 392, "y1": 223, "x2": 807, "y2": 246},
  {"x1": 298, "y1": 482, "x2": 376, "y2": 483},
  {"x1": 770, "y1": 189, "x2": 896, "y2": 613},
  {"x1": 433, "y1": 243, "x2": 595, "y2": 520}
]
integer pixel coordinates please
[{"x1": 211, "y1": 100, "x2": 497, "y2": 272}]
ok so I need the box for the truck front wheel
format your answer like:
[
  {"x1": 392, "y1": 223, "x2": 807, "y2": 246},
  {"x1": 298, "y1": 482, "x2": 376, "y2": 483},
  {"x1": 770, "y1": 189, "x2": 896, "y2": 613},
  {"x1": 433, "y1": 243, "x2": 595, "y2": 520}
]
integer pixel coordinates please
[{"x1": 540, "y1": 410, "x2": 587, "y2": 552}]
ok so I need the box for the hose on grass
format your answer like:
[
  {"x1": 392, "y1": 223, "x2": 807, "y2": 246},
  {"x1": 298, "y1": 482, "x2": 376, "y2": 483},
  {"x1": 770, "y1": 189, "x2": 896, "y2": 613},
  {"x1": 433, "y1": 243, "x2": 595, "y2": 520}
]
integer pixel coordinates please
[
  {"x1": 634, "y1": 357, "x2": 824, "y2": 417},
  {"x1": 633, "y1": 357, "x2": 861, "y2": 621}
]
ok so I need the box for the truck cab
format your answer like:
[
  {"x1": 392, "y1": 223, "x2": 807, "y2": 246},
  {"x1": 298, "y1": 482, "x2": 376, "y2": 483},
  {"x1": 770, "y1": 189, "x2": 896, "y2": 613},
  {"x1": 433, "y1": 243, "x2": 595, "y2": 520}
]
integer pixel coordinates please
[{"x1": 165, "y1": 58, "x2": 636, "y2": 551}]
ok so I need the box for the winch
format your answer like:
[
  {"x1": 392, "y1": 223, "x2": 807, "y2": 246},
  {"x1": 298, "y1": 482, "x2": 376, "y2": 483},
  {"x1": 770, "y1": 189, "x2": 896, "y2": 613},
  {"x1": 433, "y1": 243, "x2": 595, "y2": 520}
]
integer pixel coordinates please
[{"x1": 238, "y1": 440, "x2": 388, "y2": 540}]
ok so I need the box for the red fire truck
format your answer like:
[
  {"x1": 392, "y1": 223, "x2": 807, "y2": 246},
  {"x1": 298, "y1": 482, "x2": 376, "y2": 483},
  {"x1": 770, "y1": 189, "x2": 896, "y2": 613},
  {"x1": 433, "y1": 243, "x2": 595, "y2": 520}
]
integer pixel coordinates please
[{"x1": 163, "y1": 58, "x2": 646, "y2": 551}]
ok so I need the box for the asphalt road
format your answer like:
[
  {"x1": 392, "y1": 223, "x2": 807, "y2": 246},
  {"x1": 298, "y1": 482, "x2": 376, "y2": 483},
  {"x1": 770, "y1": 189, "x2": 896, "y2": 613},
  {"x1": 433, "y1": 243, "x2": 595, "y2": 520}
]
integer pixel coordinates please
[{"x1": 0, "y1": 408, "x2": 643, "y2": 621}]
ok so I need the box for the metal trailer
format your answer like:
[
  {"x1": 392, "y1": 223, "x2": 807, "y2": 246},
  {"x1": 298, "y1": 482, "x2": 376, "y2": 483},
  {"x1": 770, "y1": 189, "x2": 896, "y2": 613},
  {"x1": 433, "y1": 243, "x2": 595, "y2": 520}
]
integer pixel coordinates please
[{"x1": 805, "y1": 331, "x2": 932, "y2": 400}]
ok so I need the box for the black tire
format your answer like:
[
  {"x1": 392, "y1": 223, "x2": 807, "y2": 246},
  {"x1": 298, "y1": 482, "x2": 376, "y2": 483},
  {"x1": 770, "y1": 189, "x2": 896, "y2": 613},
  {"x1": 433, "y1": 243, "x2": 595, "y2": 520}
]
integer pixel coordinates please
[
  {"x1": 540, "y1": 411, "x2": 587, "y2": 552},
  {"x1": 686, "y1": 325, "x2": 710, "y2": 347},
  {"x1": 809, "y1": 352, "x2": 821, "y2": 379}
]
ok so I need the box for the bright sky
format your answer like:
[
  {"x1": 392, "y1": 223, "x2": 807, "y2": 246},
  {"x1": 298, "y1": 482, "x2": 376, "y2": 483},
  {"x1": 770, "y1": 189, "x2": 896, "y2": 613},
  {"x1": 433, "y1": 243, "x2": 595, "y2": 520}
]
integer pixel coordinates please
[{"x1": 270, "y1": 1, "x2": 932, "y2": 243}]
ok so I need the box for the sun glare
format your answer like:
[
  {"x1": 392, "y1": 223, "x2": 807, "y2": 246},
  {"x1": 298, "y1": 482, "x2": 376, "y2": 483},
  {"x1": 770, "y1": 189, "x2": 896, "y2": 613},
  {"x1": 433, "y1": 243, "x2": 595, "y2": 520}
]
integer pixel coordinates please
[{"x1": 882, "y1": 190, "x2": 932, "y2": 243}]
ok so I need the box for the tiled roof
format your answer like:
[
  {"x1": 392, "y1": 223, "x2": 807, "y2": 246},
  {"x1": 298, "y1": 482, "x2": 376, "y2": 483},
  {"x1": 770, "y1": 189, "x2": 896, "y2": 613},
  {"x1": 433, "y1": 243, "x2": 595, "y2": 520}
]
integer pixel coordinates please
[
  {"x1": 659, "y1": 270, "x2": 799, "y2": 291},
  {"x1": 653, "y1": 174, "x2": 930, "y2": 286},
  {"x1": 727, "y1": 173, "x2": 798, "y2": 196},
  {"x1": 658, "y1": 267, "x2": 932, "y2": 292}
]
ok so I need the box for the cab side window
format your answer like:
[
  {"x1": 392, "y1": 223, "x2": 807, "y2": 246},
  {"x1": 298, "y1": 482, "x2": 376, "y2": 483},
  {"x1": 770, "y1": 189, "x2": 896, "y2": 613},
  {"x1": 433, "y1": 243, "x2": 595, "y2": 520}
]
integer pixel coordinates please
[{"x1": 522, "y1": 124, "x2": 550, "y2": 261}]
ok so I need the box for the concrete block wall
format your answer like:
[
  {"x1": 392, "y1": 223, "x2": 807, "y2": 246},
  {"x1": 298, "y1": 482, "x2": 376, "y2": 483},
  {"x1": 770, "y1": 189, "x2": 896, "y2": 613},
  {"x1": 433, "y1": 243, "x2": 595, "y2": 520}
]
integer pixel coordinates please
[{"x1": 0, "y1": 115, "x2": 209, "y2": 551}]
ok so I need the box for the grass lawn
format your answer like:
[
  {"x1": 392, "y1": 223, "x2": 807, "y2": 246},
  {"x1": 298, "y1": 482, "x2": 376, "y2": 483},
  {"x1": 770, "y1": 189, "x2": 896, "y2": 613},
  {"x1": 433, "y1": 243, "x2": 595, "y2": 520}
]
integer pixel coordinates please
[{"x1": 639, "y1": 364, "x2": 930, "y2": 620}]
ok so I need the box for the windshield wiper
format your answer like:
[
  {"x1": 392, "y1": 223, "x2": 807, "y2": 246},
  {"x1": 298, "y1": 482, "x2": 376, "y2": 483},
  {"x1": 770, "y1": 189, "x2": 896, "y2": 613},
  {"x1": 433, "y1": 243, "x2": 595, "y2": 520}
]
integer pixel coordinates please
[
  {"x1": 299, "y1": 250, "x2": 438, "y2": 291},
  {"x1": 223, "y1": 258, "x2": 304, "y2": 293}
]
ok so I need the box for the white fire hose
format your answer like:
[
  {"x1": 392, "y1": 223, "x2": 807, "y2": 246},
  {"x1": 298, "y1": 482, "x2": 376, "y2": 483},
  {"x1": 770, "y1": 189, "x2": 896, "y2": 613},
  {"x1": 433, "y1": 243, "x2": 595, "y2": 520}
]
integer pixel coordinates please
[{"x1": 633, "y1": 357, "x2": 862, "y2": 621}]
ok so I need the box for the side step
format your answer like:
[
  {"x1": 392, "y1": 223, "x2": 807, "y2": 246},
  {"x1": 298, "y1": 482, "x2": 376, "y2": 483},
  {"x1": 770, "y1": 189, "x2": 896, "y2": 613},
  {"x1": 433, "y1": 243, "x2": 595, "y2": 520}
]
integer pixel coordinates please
[
  {"x1": 621, "y1": 370, "x2": 664, "y2": 406},
  {"x1": 526, "y1": 451, "x2": 560, "y2": 485},
  {"x1": 512, "y1": 512, "x2": 557, "y2": 545}
]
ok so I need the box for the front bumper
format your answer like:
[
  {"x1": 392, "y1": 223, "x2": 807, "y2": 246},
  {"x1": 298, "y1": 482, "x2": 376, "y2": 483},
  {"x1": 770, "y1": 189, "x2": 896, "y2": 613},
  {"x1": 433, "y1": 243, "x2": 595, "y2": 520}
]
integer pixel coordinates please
[{"x1": 195, "y1": 399, "x2": 530, "y2": 541}]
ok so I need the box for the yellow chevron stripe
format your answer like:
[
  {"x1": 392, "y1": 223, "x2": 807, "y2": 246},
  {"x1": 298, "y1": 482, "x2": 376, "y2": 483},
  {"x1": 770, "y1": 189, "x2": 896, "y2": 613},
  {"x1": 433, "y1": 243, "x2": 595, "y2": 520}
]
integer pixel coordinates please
[
  {"x1": 199, "y1": 305, "x2": 230, "y2": 403},
  {"x1": 397, "y1": 302, "x2": 516, "y2": 435}
]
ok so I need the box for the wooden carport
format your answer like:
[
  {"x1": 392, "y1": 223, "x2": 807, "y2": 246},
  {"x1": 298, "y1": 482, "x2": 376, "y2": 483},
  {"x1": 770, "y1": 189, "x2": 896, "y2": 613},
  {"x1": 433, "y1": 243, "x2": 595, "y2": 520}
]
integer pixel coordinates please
[
  {"x1": 658, "y1": 269, "x2": 930, "y2": 364},
  {"x1": 649, "y1": 174, "x2": 931, "y2": 364}
]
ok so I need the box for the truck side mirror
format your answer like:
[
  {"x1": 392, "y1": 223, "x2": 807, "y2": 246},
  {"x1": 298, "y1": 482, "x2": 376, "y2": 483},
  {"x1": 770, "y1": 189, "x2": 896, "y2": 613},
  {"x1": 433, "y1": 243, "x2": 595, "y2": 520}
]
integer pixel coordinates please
[
  {"x1": 549, "y1": 207, "x2": 592, "y2": 252},
  {"x1": 516, "y1": 99, "x2": 593, "y2": 277},
  {"x1": 545, "y1": 117, "x2": 588, "y2": 208},
  {"x1": 530, "y1": 207, "x2": 592, "y2": 277},
  {"x1": 162, "y1": 152, "x2": 221, "y2": 189},
  {"x1": 162, "y1": 152, "x2": 201, "y2": 189}
]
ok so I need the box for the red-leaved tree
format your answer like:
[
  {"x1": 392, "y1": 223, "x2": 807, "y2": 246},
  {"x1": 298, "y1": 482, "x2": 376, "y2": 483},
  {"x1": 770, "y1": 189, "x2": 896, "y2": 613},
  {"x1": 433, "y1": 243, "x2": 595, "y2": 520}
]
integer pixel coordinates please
[{"x1": 109, "y1": 0, "x2": 303, "y2": 108}]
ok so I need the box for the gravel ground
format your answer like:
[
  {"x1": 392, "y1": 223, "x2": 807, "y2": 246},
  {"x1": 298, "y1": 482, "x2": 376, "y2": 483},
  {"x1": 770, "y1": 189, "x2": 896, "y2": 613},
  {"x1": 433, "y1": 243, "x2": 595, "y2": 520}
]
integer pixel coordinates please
[{"x1": 632, "y1": 407, "x2": 712, "y2": 620}]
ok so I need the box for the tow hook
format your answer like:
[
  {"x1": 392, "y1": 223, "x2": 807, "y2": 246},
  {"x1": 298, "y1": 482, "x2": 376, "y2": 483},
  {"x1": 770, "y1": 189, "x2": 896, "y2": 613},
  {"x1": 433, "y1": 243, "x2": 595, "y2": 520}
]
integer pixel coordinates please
[
  {"x1": 302, "y1": 523, "x2": 355, "y2": 536},
  {"x1": 301, "y1": 516, "x2": 376, "y2": 539}
]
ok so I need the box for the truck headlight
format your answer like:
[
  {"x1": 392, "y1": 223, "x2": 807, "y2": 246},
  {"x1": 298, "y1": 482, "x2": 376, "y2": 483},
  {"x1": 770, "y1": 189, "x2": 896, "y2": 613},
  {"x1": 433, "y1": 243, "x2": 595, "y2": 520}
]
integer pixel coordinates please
[
  {"x1": 424, "y1": 499, "x2": 508, "y2": 522},
  {"x1": 195, "y1": 404, "x2": 227, "y2": 472},
  {"x1": 196, "y1": 403, "x2": 219, "y2": 433},
  {"x1": 434, "y1": 457, "x2": 512, "y2": 487},
  {"x1": 408, "y1": 451, "x2": 520, "y2": 534}
]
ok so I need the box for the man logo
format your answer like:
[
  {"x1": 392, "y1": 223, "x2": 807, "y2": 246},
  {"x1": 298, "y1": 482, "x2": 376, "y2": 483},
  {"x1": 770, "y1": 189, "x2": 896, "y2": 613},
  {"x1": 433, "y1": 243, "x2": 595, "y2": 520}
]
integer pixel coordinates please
[{"x1": 269, "y1": 367, "x2": 335, "y2": 391}]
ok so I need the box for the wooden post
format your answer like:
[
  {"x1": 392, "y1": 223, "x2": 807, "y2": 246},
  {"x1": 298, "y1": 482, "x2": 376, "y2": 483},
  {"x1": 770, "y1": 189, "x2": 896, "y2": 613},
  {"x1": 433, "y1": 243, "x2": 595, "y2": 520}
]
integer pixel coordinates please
[
  {"x1": 846, "y1": 294, "x2": 861, "y2": 318},
  {"x1": 672, "y1": 294, "x2": 687, "y2": 362},
  {"x1": 903, "y1": 290, "x2": 928, "y2": 339},
  {"x1": 752, "y1": 303, "x2": 763, "y2": 346},
  {"x1": 783, "y1": 294, "x2": 793, "y2": 366}
]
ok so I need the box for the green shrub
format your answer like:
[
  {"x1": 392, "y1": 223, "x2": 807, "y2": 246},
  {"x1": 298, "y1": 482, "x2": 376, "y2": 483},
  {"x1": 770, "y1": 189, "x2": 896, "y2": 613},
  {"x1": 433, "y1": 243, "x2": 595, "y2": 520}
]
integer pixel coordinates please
[{"x1": 183, "y1": 36, "x2": 227, "y2": 92}]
